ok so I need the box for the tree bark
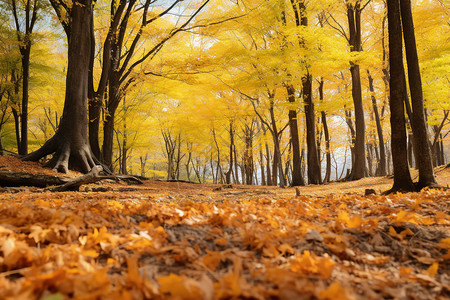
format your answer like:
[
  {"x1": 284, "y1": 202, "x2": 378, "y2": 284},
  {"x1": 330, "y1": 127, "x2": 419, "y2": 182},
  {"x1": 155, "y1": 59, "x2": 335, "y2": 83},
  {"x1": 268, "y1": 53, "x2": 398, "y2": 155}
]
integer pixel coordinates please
[
  {"x1": 23, "y1": 0, "x2": 97, "y2": 174},
  {"x1": 268, "y1": 97, "x2": 285, "y2": 187},
  {"x1": 367, "y1": 70, "x2": 387, "y2": 176},
  {"x1": 386, "y1": 0, "x2": 415, "y2": 192},
  {"x1": 11, "y1": 0, "x2": 39, "y2": 155},
  {"x1": 303, "y1": 74, "x2": 321, "y2": 184},
  {"x1": 286, "y1": 85, "x2": 305, "y2": 186},
  {"x1": 19, "y1": 48, "x2": 30, "y2": 155},
  {"x1": 243, "y1": 123, "x2": 254, "y2": 185},
  {"x1": 347, "y1": 2, "x2": 366, "y2": 180},
  {"x1": 225, "y1": 121, "x2": 234, "y2": 184},
  {"x1": 399, "y1": 0, "x2": 437, "y2": 188},
  {"x1": 319, "y1": 80, "x2": 331, "y2": 183}
]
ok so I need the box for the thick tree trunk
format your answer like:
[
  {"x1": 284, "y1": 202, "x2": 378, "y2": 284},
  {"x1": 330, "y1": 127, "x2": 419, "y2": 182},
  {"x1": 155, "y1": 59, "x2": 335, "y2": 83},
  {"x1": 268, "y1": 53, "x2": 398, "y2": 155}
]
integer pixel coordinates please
[
  {"x1": 347, "y1": 2, "x2": 366, "y2": 180},
  {"x1": 399, "y1": 0, "x2": 437, "y2": 188},
  {"x1": 23, "y1": 0, "x2": 96, "y2": 173},
  {"x1": 386, "y1": 0, "x2": 415, "y2": 192},
  {"x1": 286, "y1": 85, "x2": 305, "y2": 186}
]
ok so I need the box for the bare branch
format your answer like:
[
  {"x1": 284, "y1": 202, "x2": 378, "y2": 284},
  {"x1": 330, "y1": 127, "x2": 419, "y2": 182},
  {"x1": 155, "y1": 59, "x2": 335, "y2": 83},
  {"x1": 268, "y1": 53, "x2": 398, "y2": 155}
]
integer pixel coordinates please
[{"x1": 323, "y1": 11, "x2": 349, "y2": 42}]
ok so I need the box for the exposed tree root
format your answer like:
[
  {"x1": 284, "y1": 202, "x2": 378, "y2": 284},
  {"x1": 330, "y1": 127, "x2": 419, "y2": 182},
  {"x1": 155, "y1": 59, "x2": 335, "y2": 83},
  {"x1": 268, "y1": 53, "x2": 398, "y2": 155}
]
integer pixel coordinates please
[
  {"x1": 47, "y1": 165, "x2": 105, "y2": 191},
  {"x1": 23, "y1": 133, "x2": 97, "y2": 174}
]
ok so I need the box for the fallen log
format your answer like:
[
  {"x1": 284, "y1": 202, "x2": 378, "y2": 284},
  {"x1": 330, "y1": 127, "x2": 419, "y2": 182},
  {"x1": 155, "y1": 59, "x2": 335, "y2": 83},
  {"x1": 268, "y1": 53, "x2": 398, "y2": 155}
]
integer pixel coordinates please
[
  {"x1": 0, "y1": 170, "x2": 70, "y2": 187},
  {"x1": 0, "y1": 165, "x2": 144, "y2": 192}
]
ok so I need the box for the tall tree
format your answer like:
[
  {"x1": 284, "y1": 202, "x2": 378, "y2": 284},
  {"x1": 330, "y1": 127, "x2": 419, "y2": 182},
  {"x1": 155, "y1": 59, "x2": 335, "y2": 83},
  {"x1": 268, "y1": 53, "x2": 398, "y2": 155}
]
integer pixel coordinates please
[
  {"x1": 286, "y1": 85, "x2": 305, "y2": 186},
  {"x1": 367, "y1": 70, "x2": 386, "y2": 176},
  {"x1": 346, "y1": 0, "x2": 366, "y2": 180},
  {"x1": 89, "y1": 0, "x2": 211, "y2": 169},
  {"x1": 10, "y1": 0, "x2": 40, "y2": 155},
  {"x1": 399, "y1": 0, "x2": 437, "y2": 189},
  {"x1": 386, "y1": 0, "x2": 415, "y2": 192},
  {"x1": 291, "y1": 0, "x2": 321, "y2": 184},
  {"x1": 23, "y1": 0, "x2": 96, "y2": 173}
]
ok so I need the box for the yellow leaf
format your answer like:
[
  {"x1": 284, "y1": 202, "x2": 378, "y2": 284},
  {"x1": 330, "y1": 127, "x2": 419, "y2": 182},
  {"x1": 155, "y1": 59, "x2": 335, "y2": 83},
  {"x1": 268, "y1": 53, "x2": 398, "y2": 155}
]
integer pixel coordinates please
[
  {"x1": 338, "y1": 211, "x2": 362, "y2": 228},
  {"x1": 290, "y1": 251, "x2": 336, "y2": 280},
  {"x1": 427, "y1": 262, "x2": 439, "y2": 277},
  {"x1": 82, "y1": 249, "x2": 99, "y2": 258},
  {"x1": 389, "y1": 226, "x2": 414, "y2": 240}
]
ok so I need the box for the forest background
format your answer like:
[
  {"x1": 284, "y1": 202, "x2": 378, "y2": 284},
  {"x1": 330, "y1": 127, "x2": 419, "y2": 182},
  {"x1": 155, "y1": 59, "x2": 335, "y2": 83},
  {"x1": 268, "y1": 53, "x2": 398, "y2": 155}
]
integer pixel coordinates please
[{"x1": 0, "y1": 0, "x2": 449, "y2": 186}]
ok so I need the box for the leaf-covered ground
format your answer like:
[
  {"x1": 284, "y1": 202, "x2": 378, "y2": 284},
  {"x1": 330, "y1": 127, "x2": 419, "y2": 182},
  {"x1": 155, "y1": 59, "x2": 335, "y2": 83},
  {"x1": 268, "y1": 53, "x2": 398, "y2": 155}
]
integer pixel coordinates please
[{"x1": 0, "y1": 157, "x2": 449, "y2": 299}]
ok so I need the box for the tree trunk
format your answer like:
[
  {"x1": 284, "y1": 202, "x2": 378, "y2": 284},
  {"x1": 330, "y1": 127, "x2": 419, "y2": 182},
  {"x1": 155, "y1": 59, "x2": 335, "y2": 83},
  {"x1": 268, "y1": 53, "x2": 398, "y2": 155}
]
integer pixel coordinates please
[
  {"x1": 11, "y1": 0, "x2": 39, "y2": 155},
  {"x1": 225, "y1": 122, "x2": 234, "y2": 184},
  {"x1": 269, "y1": 98, "x2": 285, "y2": 187},
  {"x1": 102, "y1": 111, "x2": 115, "y2": 170},
  {"x1": 439, "y1": 135, "x2": 445, "y2": 165},
  {"x1": 23, "y1": 0, "x2": 96, "y2": 173},
  {"x1": 88, "y1": 96, "x2": 102, "y2": 159},
  {"x1": 121, "y1": 124, "x2": 128, "y2": 175},
  {"x1": 140, "y1": 154, "x2": 147, "y2": 177},
  {"x1": 259, "y1": 147, "x2": 266, "y2": 185},
  {"x1": 367, "y1": 70, "x2": 387, "y2": 176},
  {"x1": 19, "y1": 48, "x2": 30, "y2": 155},
  {"x1": 12, "y1": 108, "x2": 21, "y2": 151},
  {"x1": 319, "y1": 79, "x2": 331, "y2": 183},
  {"x1": 347, "y1": 2, "x2": 366, "y2": 180},
  {"x1": 243, "y1": 123, "x2": 254, "y2": 185},
  {"x1": 265, "y1": 141, "x2": 272, "y2": 186},
  {"x1": 399, "y1": 0, "x2": 437, "y2": 188},
  {"x1": 233, "y1": 146, "x2": 239, "y2": 184},
  {"x1": 386, "y1": 0, "x2": 415, "y2": 192},
  {"x1": 303, "y1": 74, "x2": 321, "y2": 184},
  {"x1": 286, "y1": 85, "x2": 305, "y2": 186}
]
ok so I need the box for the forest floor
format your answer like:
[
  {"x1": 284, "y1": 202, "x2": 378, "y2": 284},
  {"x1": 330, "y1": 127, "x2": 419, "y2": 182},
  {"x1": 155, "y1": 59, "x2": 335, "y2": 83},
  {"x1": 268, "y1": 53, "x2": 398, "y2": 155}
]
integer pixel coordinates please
[{"x1": 0, "y1": 156, "x2": 449, "y2": 299}]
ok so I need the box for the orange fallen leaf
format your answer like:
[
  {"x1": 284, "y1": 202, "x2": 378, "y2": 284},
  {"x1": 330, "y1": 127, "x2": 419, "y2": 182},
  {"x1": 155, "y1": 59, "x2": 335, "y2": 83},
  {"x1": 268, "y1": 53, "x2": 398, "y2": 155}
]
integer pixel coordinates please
[
  {"x1": 215, "y1": 237, "x2": 228, "y2": 247},
  {"x1": 290, "y1": 251, "x2": 335, "y2": 280},
  {"x1": 319, "y1": 281, "x2": 356, "y2": 300},
  {"x1": 338, "y1": 211, "x2": 362, "y2": 228},
  {"x1": 158, "y1": 273, "x2": 204, "y2": 299},
  {"x1": 399, "y1": 266, "x2": 413, "y2": 278},
  {"x1": 203, "y1": 250, "x2": 222, "y2": 271},
  {"x1": 427, "y1": 262, "x2": 439, "y2": 278}
]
